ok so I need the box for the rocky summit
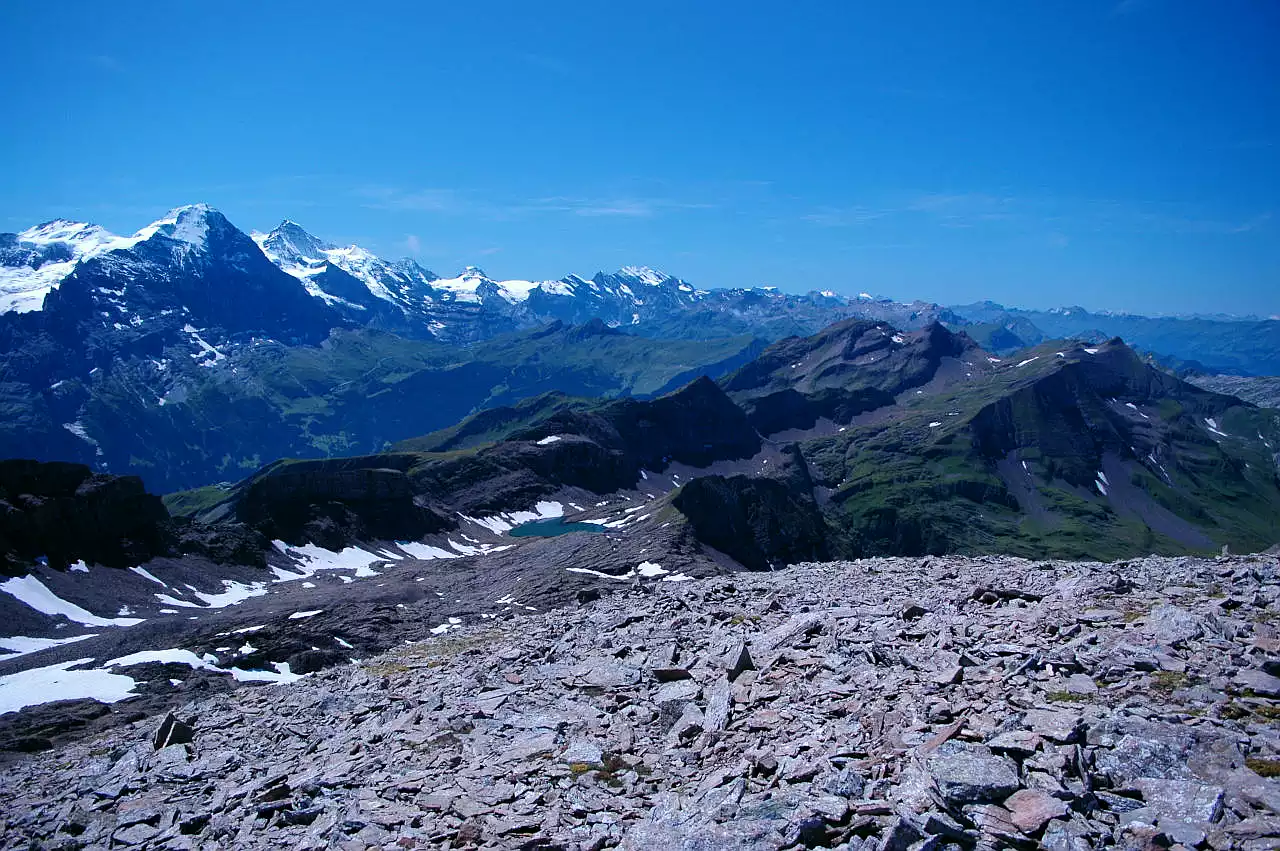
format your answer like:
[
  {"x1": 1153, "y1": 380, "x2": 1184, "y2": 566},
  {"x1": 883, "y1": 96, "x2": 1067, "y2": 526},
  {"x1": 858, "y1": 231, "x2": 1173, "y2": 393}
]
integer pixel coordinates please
[{"x1": 2, "y1": 552, "x2": 1278, "y2": 850}]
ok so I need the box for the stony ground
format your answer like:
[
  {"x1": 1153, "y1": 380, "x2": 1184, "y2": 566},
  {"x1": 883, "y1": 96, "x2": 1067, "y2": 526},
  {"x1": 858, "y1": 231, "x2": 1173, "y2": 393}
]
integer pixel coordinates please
[{"x1": 2, "y1": 553, "x2": 1279, "y2": 850}]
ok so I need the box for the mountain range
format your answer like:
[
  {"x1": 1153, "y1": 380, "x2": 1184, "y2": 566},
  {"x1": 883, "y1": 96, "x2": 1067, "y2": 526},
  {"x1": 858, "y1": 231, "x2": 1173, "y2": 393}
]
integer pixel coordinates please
[
  {"x1": 3, "y1": 204, "x2": 1278, "y2": 496},
  {"x1": 0, "y1": 233, "x2": 1278, "y2": 760}
]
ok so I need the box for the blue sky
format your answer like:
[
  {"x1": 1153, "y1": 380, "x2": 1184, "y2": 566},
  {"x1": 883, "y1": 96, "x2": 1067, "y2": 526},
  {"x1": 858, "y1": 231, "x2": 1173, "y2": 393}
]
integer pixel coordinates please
[{"x1": 1, "y1": 1, "x2": 1276, "y2": 316}]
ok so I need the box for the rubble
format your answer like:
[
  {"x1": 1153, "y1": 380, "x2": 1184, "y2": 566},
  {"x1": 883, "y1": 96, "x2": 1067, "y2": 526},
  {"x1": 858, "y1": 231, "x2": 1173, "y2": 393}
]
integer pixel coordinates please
[{"x1": 1, "y1": 552, "x2": 1278, "y2": 849}]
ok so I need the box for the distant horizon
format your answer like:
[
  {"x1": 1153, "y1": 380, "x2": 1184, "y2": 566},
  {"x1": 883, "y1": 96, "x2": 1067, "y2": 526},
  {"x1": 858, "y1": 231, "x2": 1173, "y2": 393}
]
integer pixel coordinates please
[
  {"x1": 6, "y1": 200, "x2": 1278, "y2": 322},
  {"x1": 2, "y1": 2, "x2": 1277, "y2": 316}
]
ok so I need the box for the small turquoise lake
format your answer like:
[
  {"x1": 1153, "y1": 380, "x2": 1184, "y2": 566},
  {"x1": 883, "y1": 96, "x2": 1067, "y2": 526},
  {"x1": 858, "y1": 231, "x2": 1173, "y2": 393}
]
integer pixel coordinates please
[{"x1": 508, "y1": 518, "x2": 607, "y2": 538}]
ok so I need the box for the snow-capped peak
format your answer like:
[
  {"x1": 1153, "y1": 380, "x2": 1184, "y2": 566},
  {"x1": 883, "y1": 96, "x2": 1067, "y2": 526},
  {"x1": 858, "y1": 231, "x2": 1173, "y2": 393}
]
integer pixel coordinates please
[
  {"x1": 253, "y1": 221, "x2": 444, "y2": 311},
  {"x1": 432, "y1": 266, "x2": 541, "y2": 304},
  {"x1": 132, "y1": 204, "x2": 221, "y2": 254},
  {"x1": 17, "y1": 219, "x2": 120, "y2": 251},
  {"x1": 254, "y1": 220, "x2": 333, "y2": 267},
  {"x1": 618, "y1": 265, "x2": 673, "y2": 286},
  {"x1": 2, "y1": 219, "x2": 141, "y2": 314}
]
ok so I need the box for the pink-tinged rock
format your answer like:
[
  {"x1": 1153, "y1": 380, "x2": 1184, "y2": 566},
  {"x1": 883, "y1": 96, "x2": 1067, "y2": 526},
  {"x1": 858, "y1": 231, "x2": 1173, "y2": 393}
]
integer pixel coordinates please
[{"x1": 1004, "y1": 788, "x2": 1069, "y2": 833}]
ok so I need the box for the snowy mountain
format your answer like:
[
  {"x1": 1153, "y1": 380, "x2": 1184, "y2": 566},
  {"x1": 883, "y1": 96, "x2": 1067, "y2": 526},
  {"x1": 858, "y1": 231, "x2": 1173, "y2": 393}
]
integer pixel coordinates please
[
  {"x1": 1, "y1": 220, "x2": 154, "y2": 314},
  {"x1": 1, "y1": 206, "x2": 947, "y2": 346}
]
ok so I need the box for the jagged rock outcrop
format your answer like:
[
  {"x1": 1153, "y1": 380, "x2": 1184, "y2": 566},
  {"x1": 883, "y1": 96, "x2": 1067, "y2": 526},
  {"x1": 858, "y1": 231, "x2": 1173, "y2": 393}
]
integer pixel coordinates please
[
  {"x1": 232, "y1": 456, "x2": 451, "y2": 549},
  {"x1": 672, "y1": 475, "x2": 829, "y2": 570},
  {"x1": 0, "y1": 460, "x2": 168, "y2": 572},
  {"x1": 0, "y1": 459, "x2": 270, "y2": 573}
]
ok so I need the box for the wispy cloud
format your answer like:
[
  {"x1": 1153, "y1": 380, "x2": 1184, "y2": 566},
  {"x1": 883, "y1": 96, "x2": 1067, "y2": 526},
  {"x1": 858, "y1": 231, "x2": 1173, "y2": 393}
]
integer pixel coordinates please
[
  {"x1": 802, "y1": 206, "x2": 886, "y2": 227},
  {"x1": 402, "y1": 234, "x2": 422, "y2": 255},
  {"x1": 86, "y1": 54, "x2": 123, "y2": 72},
  {"x1": 356, "y1": 186, "x2": 712, "y2": 220},
  {"x1": 358, "y1": 186, "x2": 462, "y2": 212},
  {"x1": 526, "y1": 196, "x2": 714, "y2": 218},
  {"x1": 801, "y1": 191, "x2": 1270, "y2": 239}
]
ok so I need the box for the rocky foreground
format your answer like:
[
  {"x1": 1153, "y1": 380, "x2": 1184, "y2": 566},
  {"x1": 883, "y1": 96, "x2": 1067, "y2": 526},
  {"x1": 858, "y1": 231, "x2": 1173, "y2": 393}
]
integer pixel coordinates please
[{"x1": 2, "y1": 553, "x2": 1280, "y2": 850}]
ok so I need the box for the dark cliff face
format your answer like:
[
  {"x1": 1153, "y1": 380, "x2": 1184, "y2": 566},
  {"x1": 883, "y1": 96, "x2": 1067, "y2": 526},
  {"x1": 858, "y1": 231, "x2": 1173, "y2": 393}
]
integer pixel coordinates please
[
  {"x1": 0, "y1": 460, "x2": 169, "y2": 572},
  {"x1": 672, "y1": 474, "x2": 829, "y2": 571},
  {"x1": 0, "y1": 459, "x2": 269, "y2": 572},
  {"x1": 236, "y1": 455, "x2": 452, "y2": 549}
]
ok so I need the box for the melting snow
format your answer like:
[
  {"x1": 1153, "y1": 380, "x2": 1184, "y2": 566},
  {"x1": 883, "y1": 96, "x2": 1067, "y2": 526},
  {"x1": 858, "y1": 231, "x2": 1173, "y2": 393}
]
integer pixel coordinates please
[
  {"x1": 461, "y1": 501, "x2": 564, "y2": 535},
  {"x1": 154, "y1": 580, "x2": 267, "y2": 610},
  {"x1": 288, "y1": 610, "x2": 323, "y2": 620},
  {"x1": 1, "y1": 575, "x2": 144, "y2": 627},
  {"x1": 1016, "y1": 356, "x2": 1039, "y2": 368},
  {"x1": 536, "y1": 435, "x2": 563, "y2": 445},
  {"x1": 272, "y1": 542, "x2": 389, "y2": 580},
  {"x1": 103, "y1": 648, "x2": 305, "y2": 685},
  {"x1": 566, "y1": 567, "x2": 632, "y2": 581},
  {"x1": 928, "y1": 422, "x2": 943, "y2": 428},
  {"x1": 635, "y1": 562, "x2": 667, "y2": 578},
  {"x1": 129, "y1": 566, "x2": 167, "y2": 587},
  {"x1": 396, "y1": 542, "x2": 461, "y2": 560},
  {"x1": 0, "y1": 658, "x2": 138, "y2": 714},
  {"x1": 429, "y1": 617, "x2": 463, "y2": 636},
  {"x1": 0, "y1": 633, "x2": 97, "y2": 659}
]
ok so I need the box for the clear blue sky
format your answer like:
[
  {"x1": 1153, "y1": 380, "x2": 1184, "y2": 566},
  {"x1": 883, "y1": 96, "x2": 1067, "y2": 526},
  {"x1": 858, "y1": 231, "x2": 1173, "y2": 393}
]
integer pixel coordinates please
[{"x1": 1, "y1": 1, "x2": 1276, "y2": 316}]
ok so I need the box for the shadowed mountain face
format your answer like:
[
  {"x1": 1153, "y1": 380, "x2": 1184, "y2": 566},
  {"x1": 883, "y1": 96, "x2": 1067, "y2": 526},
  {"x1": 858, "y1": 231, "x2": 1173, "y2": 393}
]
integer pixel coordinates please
[
  {"x1": 161, "y1": 322, "x2": 1278, "y2": 567},
  {"x1": 721, "y1": 319, "x2": 982, "y2": 435}
]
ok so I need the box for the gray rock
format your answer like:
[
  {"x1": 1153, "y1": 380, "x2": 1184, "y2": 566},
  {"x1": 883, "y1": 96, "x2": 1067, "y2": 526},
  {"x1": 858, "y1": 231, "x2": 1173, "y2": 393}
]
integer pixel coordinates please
[
  {"x1": 1236, "y1": 668, "x2": 1280, "y2": 697},
  {"x1": 1136, "y1": 778, "x2": 1225, "y2": 824},
  {"x1": 927, "y1": 744, "x2": 1020, "y2": 804},
  {"x1": 1022, "y1": 708, "x2": 1082, "y2": 743},
  {"x1": 152, "y1": 711, "x2": 195, "y2": 750}
]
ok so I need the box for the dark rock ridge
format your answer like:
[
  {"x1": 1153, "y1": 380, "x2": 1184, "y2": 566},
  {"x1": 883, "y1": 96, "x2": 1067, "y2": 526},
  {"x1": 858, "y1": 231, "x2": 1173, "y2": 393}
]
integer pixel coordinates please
[
  {"x1": 0, "y1": 460, "x2": 168, "y2": 573},
  {"x1": 208, "y1": 376, "x2": 763, "y2": 549},
  {"x1": 672, "y1": 474, "x2": 828, "y2": 571},
  {"x1": 721, "y1": 319, "x2": 977, "y2": 435},
  {"x1": 0, "y1": 459, "x2": 264, "y2": 574}
]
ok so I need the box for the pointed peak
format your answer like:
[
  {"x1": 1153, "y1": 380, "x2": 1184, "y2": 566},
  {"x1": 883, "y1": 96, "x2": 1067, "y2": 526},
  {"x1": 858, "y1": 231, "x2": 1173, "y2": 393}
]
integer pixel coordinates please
[
  {"x1": 270, "y1": 219, "x2": 318, "y2": 238},
  {"x1": 618, "y1": 265, "x2": 673, "y2": 285},
  {"x1": 131, "y1": 204, "x2": 225, "y2": 251},
  {"x1": 461, "y1": 265, "x2": 489, "y2": 278}
]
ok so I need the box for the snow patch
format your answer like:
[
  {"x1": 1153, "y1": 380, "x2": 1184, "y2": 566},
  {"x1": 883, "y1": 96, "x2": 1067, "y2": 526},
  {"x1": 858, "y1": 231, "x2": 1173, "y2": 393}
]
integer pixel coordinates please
[
  {"x1": 0, "y1": 633, "x2": 97, "y2": 659},
  {"x1": 129, "y1": 566, "x2": 167, "y2": 587},
  {"x1": 1, "y1": 575, "x2": 144, "y2": 627},
  {"x1": 154, "y1": 579, "x2": 266, "y2": 610},
  {"x1": 0, "y1": 658, "x2": 138, "y2": 714}
]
